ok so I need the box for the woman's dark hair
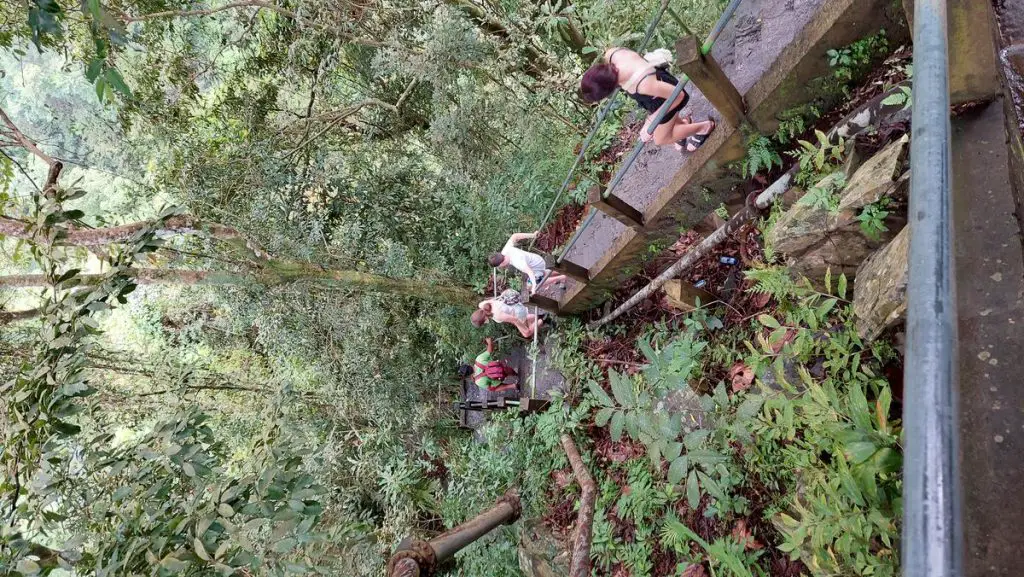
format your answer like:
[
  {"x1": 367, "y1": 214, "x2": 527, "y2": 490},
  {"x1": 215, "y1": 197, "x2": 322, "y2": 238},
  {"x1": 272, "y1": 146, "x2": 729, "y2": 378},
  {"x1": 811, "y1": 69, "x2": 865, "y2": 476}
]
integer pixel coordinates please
[
  {"x1": 457, "y1": 363, "x2": 474, "y2": 378},
  {"x1": 580, "y1": 64, "x2": 619, "y2": 103},
  {"x1": 487, "y1": 253, "x2": 505, "y2": 267},
  {"x1": 471, "y1": 308, "x2": 489, "y2": 327}
]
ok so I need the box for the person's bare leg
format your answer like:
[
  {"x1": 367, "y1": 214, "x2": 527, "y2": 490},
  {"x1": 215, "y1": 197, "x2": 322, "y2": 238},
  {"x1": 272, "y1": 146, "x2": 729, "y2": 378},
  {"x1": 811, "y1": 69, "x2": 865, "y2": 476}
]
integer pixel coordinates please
[
  {"x1": 675, "y1": 120, "x2": 714, "y2": 150},
  {"x1": 518, "y1": 315, "x2": 542, "y2": 338},
  {"x1": 654, "y1": 117, "x2": 713, "y2": 146},
  {"x1": 539, "y1": 274, "x2": 567, "y2": 291}
]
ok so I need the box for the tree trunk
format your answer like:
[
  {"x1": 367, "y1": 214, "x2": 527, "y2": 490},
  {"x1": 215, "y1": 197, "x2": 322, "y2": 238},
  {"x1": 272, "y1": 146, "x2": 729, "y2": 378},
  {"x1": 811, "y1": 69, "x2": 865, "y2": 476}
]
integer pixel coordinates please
[
  {"x1": 0, "y1": 215, "x2": 266, "y2": 260},
  {"x1": 0, "y1": 262, "x2": 479, "y2": 307}
]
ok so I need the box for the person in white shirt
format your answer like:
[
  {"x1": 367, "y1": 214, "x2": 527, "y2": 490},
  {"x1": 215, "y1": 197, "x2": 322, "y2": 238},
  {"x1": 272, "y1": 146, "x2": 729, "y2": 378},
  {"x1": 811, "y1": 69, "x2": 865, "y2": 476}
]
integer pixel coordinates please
[{"x1": 487, "y1": 231, "x2": 567, "y2": 295}]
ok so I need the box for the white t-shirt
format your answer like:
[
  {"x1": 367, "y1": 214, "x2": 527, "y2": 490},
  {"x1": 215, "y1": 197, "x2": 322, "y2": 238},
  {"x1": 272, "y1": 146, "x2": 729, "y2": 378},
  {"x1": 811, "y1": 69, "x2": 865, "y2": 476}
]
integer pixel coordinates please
[{"x1": 502, "y1": 241, "x2": 547, "y2": 279}]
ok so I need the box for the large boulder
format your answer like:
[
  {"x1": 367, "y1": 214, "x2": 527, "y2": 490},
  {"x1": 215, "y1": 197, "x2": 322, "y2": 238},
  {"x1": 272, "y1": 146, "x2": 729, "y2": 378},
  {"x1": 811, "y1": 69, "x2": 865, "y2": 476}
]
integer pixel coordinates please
[
  {"x1": 518, "y1": 519, "x2": 569, "y2": 577},
  {"x1": 854, "y1": 226, "x2": 911, "y2": 340},
  {"x1": 767, "y1": 136, "x2": 909, "y2": 282}
]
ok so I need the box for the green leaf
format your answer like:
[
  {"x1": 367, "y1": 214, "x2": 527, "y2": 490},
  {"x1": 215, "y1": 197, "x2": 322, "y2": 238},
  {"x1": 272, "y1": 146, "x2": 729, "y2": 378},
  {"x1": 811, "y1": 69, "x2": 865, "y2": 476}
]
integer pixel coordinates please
[
  {"x1": 668, "y1": 456, "x2": 688, "y2": 485},
  {"x1": 85, "y1": 58, "x2": 103, "y2": 82},
  {"x1": 736, "y1": 395, "x2": 764, "y2": 419},
  {"x1": 272, "y1": 537, "x2": 297, "y2": 554},
  {"x1": 683, "y1": 429, "x2": 710, "y2": 450},
  {"x1": 686, "y1": 470, "x2": 700, "y2": 508},
  {"x1": 594, "y1": 407, "x2": 614, "y2": 427},
  {"x1": 609, "y1": 410, "x2": 624, "y2": 442},
  {"x1": 687, "y1": 449, "x2": 729, "y2": 467},
  {"x1": 587, "y1": 380, "x2": 613, "y2": 407},
  {"x1": 757, "y1": 314, "x2": 780, "y2": 329},
  {"x1": 664, "y1": 442, "x2": 682, "y2": 461},
  {"x1": 95, "y1": 76, "x2": 106, "y2": 103},
  {"x1": 609, "y1": 370, "x2": 634, "y2": 406},
  {"x1": 844, "y1": 441, "x2": 878, "y2": 464},
  {"x1": 160, "y1": 555, "x2": 190, "y2": 573},
  {"x1": 194, "y1": 538, "x2": 210, "y2": 561},
  {"x1": 881, "y1": 92, "x2": 907, "y2": 106},
  {"x1": 217, "y1": 503, "x2": 234, "y2": 518},
  {"x1": 838, "y1": 273, "x2": 848, "y2": 299},
  {"x1": 768, "y1": 326, "x2": 788, "y2": 346},
  {"x1": 816, "y1": 298, "x2": 838, "y2": 319},
  {"x1": 105, "y1": 66, "x2": 132, "y2": 97},
  {"x1": 182, "y1": 462, "x2": 196, "y2": 477}
]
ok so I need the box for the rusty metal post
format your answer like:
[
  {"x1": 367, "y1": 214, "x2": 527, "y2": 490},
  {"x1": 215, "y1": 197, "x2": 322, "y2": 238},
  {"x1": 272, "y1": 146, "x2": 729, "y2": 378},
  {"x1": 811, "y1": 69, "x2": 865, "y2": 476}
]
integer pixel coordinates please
[{"x1": 386, "y1": 489, "x2": 522, "y2": 576}]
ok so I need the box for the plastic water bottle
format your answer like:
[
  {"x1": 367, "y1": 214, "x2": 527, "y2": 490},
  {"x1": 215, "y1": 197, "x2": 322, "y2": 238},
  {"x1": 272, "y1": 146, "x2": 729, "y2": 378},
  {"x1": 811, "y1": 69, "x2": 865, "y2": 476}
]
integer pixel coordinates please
[
  {"x1": 695, "y1": 280, "x2": 707, "y2": 288},
  {"x1": 719, "y1": 256, "x2": 737, "y2": 266}
]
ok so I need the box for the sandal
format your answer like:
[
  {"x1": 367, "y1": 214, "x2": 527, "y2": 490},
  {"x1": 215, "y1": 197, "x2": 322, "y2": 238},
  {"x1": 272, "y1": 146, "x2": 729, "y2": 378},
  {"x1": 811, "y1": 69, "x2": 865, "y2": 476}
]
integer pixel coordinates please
[
  {"x1": 673, "y1": 115, "x2": 695, "y2": 151},
  {"x1": 685, "y1": 118, "x2": 717, "y2": 153}
]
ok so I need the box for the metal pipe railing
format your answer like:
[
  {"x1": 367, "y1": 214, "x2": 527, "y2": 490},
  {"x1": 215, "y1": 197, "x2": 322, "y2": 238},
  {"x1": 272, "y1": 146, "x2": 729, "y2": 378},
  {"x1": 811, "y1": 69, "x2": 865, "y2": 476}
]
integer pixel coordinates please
[
  {"x1": 902, "y1": 1, "x2": 961, "y2": 577},
  {"x1": 387, "y1": 490, "x2": 521, "y2": 576}
]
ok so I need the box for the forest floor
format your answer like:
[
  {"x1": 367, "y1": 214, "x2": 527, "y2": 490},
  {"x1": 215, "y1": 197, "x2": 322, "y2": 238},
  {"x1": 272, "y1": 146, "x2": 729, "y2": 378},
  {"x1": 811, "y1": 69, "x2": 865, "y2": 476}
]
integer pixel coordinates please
[{"x1": 518, "y1": 42, "x2": 917, "y2": 577}]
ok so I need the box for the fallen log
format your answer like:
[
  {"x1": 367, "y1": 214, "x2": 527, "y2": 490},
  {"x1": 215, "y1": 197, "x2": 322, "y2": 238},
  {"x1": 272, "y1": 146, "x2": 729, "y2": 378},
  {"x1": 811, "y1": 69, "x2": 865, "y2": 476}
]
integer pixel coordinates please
[{"x1": 560, "y1": 434, "x2": 596, "y2": 577}]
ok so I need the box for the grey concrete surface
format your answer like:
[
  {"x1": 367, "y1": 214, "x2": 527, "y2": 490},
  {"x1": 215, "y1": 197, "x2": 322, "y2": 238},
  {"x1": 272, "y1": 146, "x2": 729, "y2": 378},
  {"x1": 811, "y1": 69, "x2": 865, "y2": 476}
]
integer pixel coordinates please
[{"x1": 952, "y1": 100, "x2": 1024, "y2": 577}]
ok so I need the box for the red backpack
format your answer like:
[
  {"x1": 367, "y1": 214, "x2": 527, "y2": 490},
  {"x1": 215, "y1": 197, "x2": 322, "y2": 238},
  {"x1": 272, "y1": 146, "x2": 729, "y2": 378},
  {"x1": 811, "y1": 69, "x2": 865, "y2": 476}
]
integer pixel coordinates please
[{"x1": 473, "y1": 361, "x2": 506, "y2": 381}]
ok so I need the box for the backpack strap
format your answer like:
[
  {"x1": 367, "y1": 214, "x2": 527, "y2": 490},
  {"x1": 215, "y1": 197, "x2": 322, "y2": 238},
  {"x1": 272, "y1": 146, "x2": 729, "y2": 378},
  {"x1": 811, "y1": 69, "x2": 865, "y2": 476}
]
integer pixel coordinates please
[
  {"x1": 623, "y1": 66, "x2": 657, "y2": 95},
  {"x1": 472, "y1": 361, "x2": 488, "y2": 381}
]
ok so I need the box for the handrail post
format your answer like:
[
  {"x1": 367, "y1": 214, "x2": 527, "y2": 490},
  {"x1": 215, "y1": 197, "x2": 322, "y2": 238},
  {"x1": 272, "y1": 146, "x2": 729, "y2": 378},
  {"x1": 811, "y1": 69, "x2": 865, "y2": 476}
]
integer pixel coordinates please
[
  {"x1": 902, "y1": 2, "x2": 961, "y2": 577},
  {"x1": 676, "y1": 34, "x2": 748, "y2": 129},
  {"x1": 387, "y1": 490, "x2": 522, "y2": 576}
]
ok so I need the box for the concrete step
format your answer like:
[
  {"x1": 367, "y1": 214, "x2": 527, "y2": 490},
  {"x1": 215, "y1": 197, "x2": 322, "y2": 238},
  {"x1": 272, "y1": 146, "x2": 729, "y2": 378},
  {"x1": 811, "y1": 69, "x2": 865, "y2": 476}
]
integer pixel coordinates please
[{"x1": 952, "y1": 99, "x2": 1024, "y2": 577}]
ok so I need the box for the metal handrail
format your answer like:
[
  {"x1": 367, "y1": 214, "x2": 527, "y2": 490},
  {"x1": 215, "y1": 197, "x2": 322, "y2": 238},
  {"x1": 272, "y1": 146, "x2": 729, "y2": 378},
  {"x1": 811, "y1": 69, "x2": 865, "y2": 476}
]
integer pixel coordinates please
[{"x1": 902, "y1": 0, "x2": 961, "y2": 576}]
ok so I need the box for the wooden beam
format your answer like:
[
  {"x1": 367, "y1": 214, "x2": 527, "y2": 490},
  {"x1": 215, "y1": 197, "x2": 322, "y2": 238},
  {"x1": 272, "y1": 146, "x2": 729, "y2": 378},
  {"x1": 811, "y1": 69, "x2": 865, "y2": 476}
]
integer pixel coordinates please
[
  {"x1": 676, "y1": 35, "x2": 747, "y2": 129},
  {"x1": 525, "y1": 292, "x2": 561, "y2": 314},
  {"x1": 587, "y1": 185, "x2": 644, "y2": 229},
  {"x1": 663, "y1": 279, "x2": 717, "y2": 311},
  {"x1": 550, "y1": 259, "x2": 590, "y2": 283}
]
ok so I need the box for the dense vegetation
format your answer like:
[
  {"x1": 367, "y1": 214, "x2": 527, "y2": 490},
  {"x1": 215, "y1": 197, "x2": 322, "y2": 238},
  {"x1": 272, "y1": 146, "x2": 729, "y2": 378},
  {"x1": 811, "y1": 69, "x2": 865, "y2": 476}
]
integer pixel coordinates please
[{"x1": 0, "y1": 1, "x2": 906, "y2": 576}]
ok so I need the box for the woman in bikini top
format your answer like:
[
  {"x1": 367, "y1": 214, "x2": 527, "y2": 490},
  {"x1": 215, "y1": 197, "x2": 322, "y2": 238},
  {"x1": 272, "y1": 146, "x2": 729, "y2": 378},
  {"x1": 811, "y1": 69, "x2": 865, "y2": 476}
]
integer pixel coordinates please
[{"x1": 580, "y1": 47, "x2": 716, "y2": 152}]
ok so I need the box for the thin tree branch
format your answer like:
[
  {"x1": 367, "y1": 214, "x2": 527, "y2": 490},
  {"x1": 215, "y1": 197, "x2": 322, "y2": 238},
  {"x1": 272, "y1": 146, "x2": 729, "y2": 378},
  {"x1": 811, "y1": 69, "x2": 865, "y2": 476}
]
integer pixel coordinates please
[
  {"x1": 0, "y1": 105, "x2": 56, "y2": 166},
  {"x1": 0, "y1": 308, "x2": 42, "y2": 325},
  {"x1": 118, "y1": 0, "x2": 388, "y2": 47}
]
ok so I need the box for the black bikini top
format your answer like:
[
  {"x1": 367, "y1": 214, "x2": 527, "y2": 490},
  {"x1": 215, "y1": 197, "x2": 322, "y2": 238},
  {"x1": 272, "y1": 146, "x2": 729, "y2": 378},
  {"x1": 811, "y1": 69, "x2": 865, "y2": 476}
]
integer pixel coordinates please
[{"x1": 608, "y1": 49, "x2": 680, "y2": 114}]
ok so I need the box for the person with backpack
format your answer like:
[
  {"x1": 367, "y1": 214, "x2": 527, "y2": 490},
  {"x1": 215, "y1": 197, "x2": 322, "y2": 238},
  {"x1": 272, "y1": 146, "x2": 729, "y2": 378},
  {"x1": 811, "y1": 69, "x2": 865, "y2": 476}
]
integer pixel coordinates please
[
  {"x1": 463, "y1": 337, "x2": 519, "y2": 393},
  {"x1": 471, "y1": 289, "x2": 545, "y2": 339},
  {"x1": 580, "y1": 47, "x2": 716, "y2": 151},
  {"x1": 487, "y1": 231, "x2": 566, "y2": 296}
]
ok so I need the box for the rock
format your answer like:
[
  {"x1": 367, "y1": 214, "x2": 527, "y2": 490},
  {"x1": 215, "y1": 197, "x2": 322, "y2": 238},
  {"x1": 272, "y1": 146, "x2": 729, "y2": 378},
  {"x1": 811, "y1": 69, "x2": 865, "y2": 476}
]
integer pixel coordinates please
[
  {"x1": 837, "y1": 135, "x2": 909, "y2": 212},
  {"x1": 854, "y1": 226, "x2": 911, "y2": 341},
  {"x1": 767, "y1": 136, "x2": 911, "y2": 284},
  {"x1": 768, "y1": 172, "x2": 846, "y2": 257},
  {"x1": 518, "y1": 519, "x2": 570, "y2": 577}
]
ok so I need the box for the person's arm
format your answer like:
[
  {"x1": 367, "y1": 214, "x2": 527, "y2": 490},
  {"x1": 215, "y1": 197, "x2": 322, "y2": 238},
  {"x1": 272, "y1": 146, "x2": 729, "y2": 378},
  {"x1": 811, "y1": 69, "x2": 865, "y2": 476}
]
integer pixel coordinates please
[
  {"x1": 485, "y1": 337, "x2": 495, "y2": 354},
  {"x1": 641, "y1": 78, "x2": 687, "y2": 115},
  {"x1": 520, "y1": 262, "x2": 540, "y2": 294},
  {"x1": 507, "y1": 231, "x2": 539, "y2": 246},
  {"x1": 637, "y1": 78, "x2": 687, "y2": 141}
]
